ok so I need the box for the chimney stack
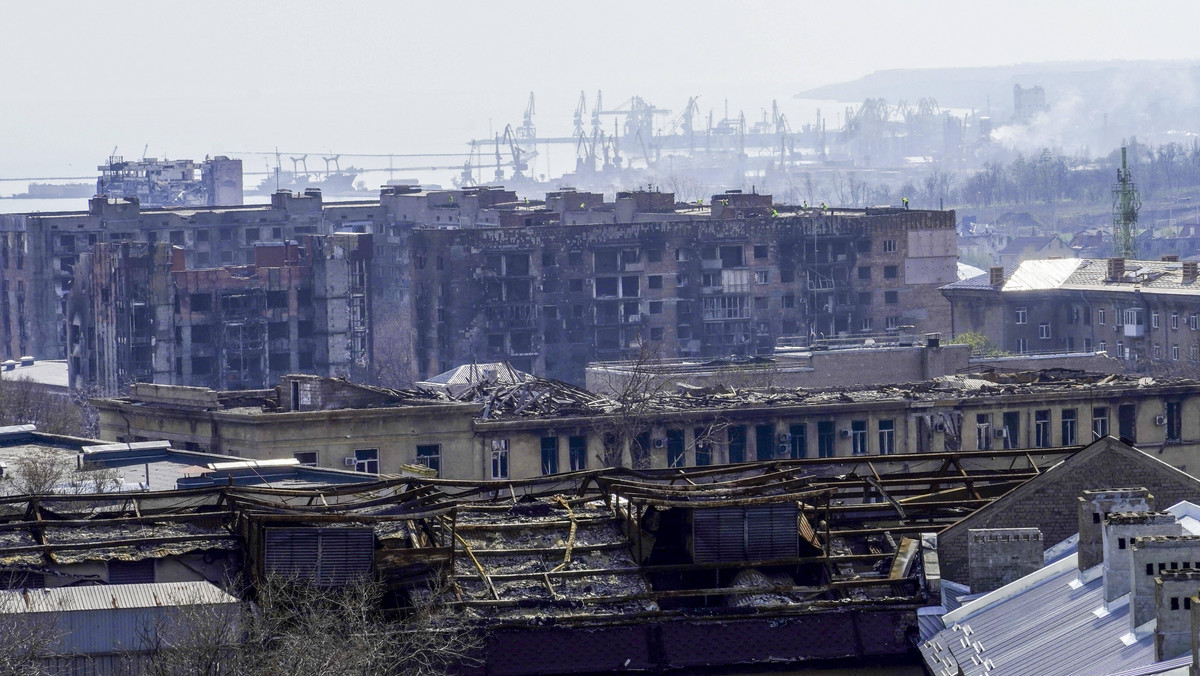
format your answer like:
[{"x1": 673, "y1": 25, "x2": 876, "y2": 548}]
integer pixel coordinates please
[
  {"x1": 1183, "y1": 261, "x2": 1198, "y2": 284},
  {"x1": 1102, "y1": 511, "x2": 1181, "y2": 602},
  {"x1": 1078, "y1": 488, "x2": 1153, "y2": 571},
  {"x1": 1108, "y1": 257, "x2": 1126, "y2": 281},
  {"x1": 989, "y1": 266, "x2": 1005, "y2": 286}
]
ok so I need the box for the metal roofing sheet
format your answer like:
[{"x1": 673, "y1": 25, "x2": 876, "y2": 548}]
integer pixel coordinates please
[
  {"x1": 0, "y1": 581, "x2": 237, "y2": 614},
  {"x1": 1001, "y1": 258, "x2": 1086, "y2": 292},
  {"x1": 923, "y1": 553, "x2": 1155, "y2": 676}
]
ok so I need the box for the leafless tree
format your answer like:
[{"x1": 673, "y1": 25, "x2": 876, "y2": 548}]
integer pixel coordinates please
[
  {"x1": 0, "y1": 376, "x2": 97, "y2": 438},
  {"x1": 139, "y1": 573, "x2": 482, "y2": 676},
  {"x1": 0, "y1": 599, "x2": 66, "y2": 676},
  {"x1": 2, "y1": 451, "x2": 124, "y2": 496}
]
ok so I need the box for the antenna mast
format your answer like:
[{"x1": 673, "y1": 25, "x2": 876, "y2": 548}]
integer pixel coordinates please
[{"x1": 1112, "y1": 146, "x2": 1142, "y2": 259}]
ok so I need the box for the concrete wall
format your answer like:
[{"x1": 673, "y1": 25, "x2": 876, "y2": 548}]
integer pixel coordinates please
[
  {"x1": 967, "y1": 527, "x2": 1043, "y2": 593},
  {"x1": 1103, "y1": 512, "x2": 1182, "y2": 602},
  {"x1": 1155, "y1": 569, "x2": 1200, "y2": 661},
  {"x1": 1131, "y1": 536, "x2": 1200, "y2": 629},
  {"x1": 1078, "y1": 489, "x2": 1154, "y2": 571}
]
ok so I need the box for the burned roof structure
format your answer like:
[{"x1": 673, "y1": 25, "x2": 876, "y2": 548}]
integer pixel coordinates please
[{"x1": 0, "y1": 446, "x2": 1089, "y2": 673}]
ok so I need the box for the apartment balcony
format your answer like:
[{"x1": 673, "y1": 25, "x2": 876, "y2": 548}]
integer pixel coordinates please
[{"x1": 1124, "y1": 324, "x2": 1145, "y2": 338}]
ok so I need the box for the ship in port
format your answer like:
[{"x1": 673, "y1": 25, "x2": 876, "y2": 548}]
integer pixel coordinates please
[
  {"x1": 247, "y1": 154, "x2": 362, "y2": 197},
  {"x1": 8, "y1": 183, "x2": 94, "y2": 199}
]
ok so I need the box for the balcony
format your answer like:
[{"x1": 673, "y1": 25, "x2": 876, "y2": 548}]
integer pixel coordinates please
[{"x1": 1124, "y1": 323, "x2": 1145, "y2": 338}]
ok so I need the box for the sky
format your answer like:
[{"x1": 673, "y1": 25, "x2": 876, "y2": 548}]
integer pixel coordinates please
[{"x1": 3, "y1": 0, "x2": 1200, "y2": 182}]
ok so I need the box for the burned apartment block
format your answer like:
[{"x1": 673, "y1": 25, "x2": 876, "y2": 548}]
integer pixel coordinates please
[
  {"x1": 3, "y1": 185, "x2": 954, "y2": 390},
  {"x1": 943, "y1": 257, "x2": 1200, "y2": 375},
  {"x1": 68, "y1": 234, "x2": 372, "y2": 394},
  {"x1": 404, "y1": 191, "x2": 957, "y2": 383}
]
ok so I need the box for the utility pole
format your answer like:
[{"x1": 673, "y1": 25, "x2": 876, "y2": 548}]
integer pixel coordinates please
[{"x1": 1112, "y1": 146, "x2": 1142, "y2": 259}]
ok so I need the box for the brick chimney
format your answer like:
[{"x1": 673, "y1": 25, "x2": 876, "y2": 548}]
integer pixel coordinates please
[
  {"x1": 1183, "y1": 261, "x2": 1198, "y2": 284},
  {"x1": 989, "y1": 266, "x2": 1005, "y2": 286},
  {"x1": 1108, "y1": 257, "x2": 1126, "y2": 281}
]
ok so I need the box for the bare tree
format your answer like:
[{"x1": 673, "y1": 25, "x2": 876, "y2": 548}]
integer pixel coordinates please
[
  {"x1": 0, "y1": 376, "x2": 96, "y2": 438},
  {"x1": 2, "y1": 451, "x2": 124, "y2": 496},
  {"x1": 0, "y1": 612, "x2": 63, "y2": 676},
  {"x1": 139, "y1": 573, "x2": 482, "y2": 676}
]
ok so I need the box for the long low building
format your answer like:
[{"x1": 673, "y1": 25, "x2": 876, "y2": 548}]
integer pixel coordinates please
[{"x1": 93, "y1": 368, "x2": 1200, "y2": 481}]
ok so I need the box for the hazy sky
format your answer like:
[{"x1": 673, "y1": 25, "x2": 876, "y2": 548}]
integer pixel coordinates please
[{"x1": 4, "y1": 0, "x2": 1200, "y2": 180}]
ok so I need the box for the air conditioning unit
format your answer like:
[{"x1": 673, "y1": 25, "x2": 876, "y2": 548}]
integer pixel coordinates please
[
  {"x1": 1155, "y1": 415, "x2": 1167, "y2": 426},
  {"x1": 994, "y1": 428, "x2": 1008, "y2": 438},
  {"x1": 839, "y1": 428, "x2": 852, "y2": 438},
  {"x1": 343, "y1": 457, "x2": 356, "y2": 467},
  {"x1": 778, "y1": 433, "x2": 792, "y2": 443},
  {"x1": 652, "y1": 438, "x2": 666, "y2": 449}
]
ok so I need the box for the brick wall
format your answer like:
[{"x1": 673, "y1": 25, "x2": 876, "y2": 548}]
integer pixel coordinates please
[
  {"x1": 938, "y1": 440, "x2": 1200, "y2": 585},
  {"x1": 967, "y1": 527, "x2": 1043, "y2": 593}
]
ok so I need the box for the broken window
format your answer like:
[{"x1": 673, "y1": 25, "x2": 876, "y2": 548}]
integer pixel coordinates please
[
  {"x1": 354, "y1": 448, "x2": 379, "y2": 474},
  {"x1": 540, "y1": 437, "x2": 558, "y2": 475},
  {"x1": 693, "y1": 427, "x2": 712, "y2": 466},
  {"x1": 267, "y1": 291, "x2": 288, "y2": 309},
  {"x1": 878, "y1": 419, "x2": 895, "y2": 455},
  {"x1": 1166, "y1": 401, "x2": 1182, "y2": 442},
  {"x1": 884, "y1": 265, "x2": 898, "y2": 279},
  {"x1": 621, "y1": 276, "x2": 640, "y2": 297},
  {"x1": 594, "y1": 277, "x2": 618, "y2": 298},
  {"x1": 817, "y1": 421, "x2": 835, "y2": 458},
  {"x1": 506, "y1": 254, "x2": 530, "y2": 276},
  {"x1": 851, "y1": 420, "x2": 868, "y2": 454},
  {"x1": 417, "y1": 444, "x2": 441, "y2": 476},
  {"x1": 858, "y1": 266, "x2": 871, "y2": 281},
  {"x1": 594, "y1": 250, "x2": 619, "y2": 272},
  {"x1": 1035, "y1": 410, "x2": 1051, "y2": 448},
  {"x1": 666, "y1": 429, "x2": 685, "y2": 468},
  {"x1": 568, "y1": 436, "x2": 587, "y2": 471},
  {"x1": 293, "y1": 451, "x2": 318, "y2": 467},
  {"x1": 719, "y1": 246, "x2": 744, "y2": 268},
  {"x1": 1062, "y1": 408, "x2": 1078, "y2": 445},
  {"x1": 190, "y1": 293, "x2": 213, "y2": 312},
  {"x1": 648, "y1": 275, "x2": 663, "y2": 290},
  {"x1": 490, "y1": 440, "x2": 509, "y2": 479}
]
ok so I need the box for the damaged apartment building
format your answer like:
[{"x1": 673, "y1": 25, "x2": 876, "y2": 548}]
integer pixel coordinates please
[
  {"x1": 93, "y1": 368, "x2": 1200, "y2": 481},
  {"x1": 3, "y1": 185, "x2": 956, "y2": 390},
  {"x1": 943, "y1": 256, "x2": 1200, "y2": 376},
  {"x1": 68, "y1": 234, "x2": 371, "y2": 393}
]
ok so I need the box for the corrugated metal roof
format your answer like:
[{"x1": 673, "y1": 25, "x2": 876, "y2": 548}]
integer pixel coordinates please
[
  {"x1": 1103, "y1": 654, "x2": 1191, "y2": 676},
  {"x1": 1001, "y1": 258, "x2": 1086, "y2": 292},
  {"x1": 921, "y1": 553, "x2": 1155, "y2": 676},
  {"x1": 0, "y1": 581, "x2": 237, "y2": 614}
]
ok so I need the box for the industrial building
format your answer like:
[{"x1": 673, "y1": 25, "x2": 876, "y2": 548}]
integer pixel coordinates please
[
  {"x1": 4, "y1": 186, "x2": 956, "y2": 390},
  {"x1": 943, "y1": 257, "x2": 1200, "y2": 374},
  {"x1": 96, "y1": 155, "x2": 243, "y2": 208},
  {"x1": 93, "y1": 368, "x2": 1200, "y2": 482}
]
